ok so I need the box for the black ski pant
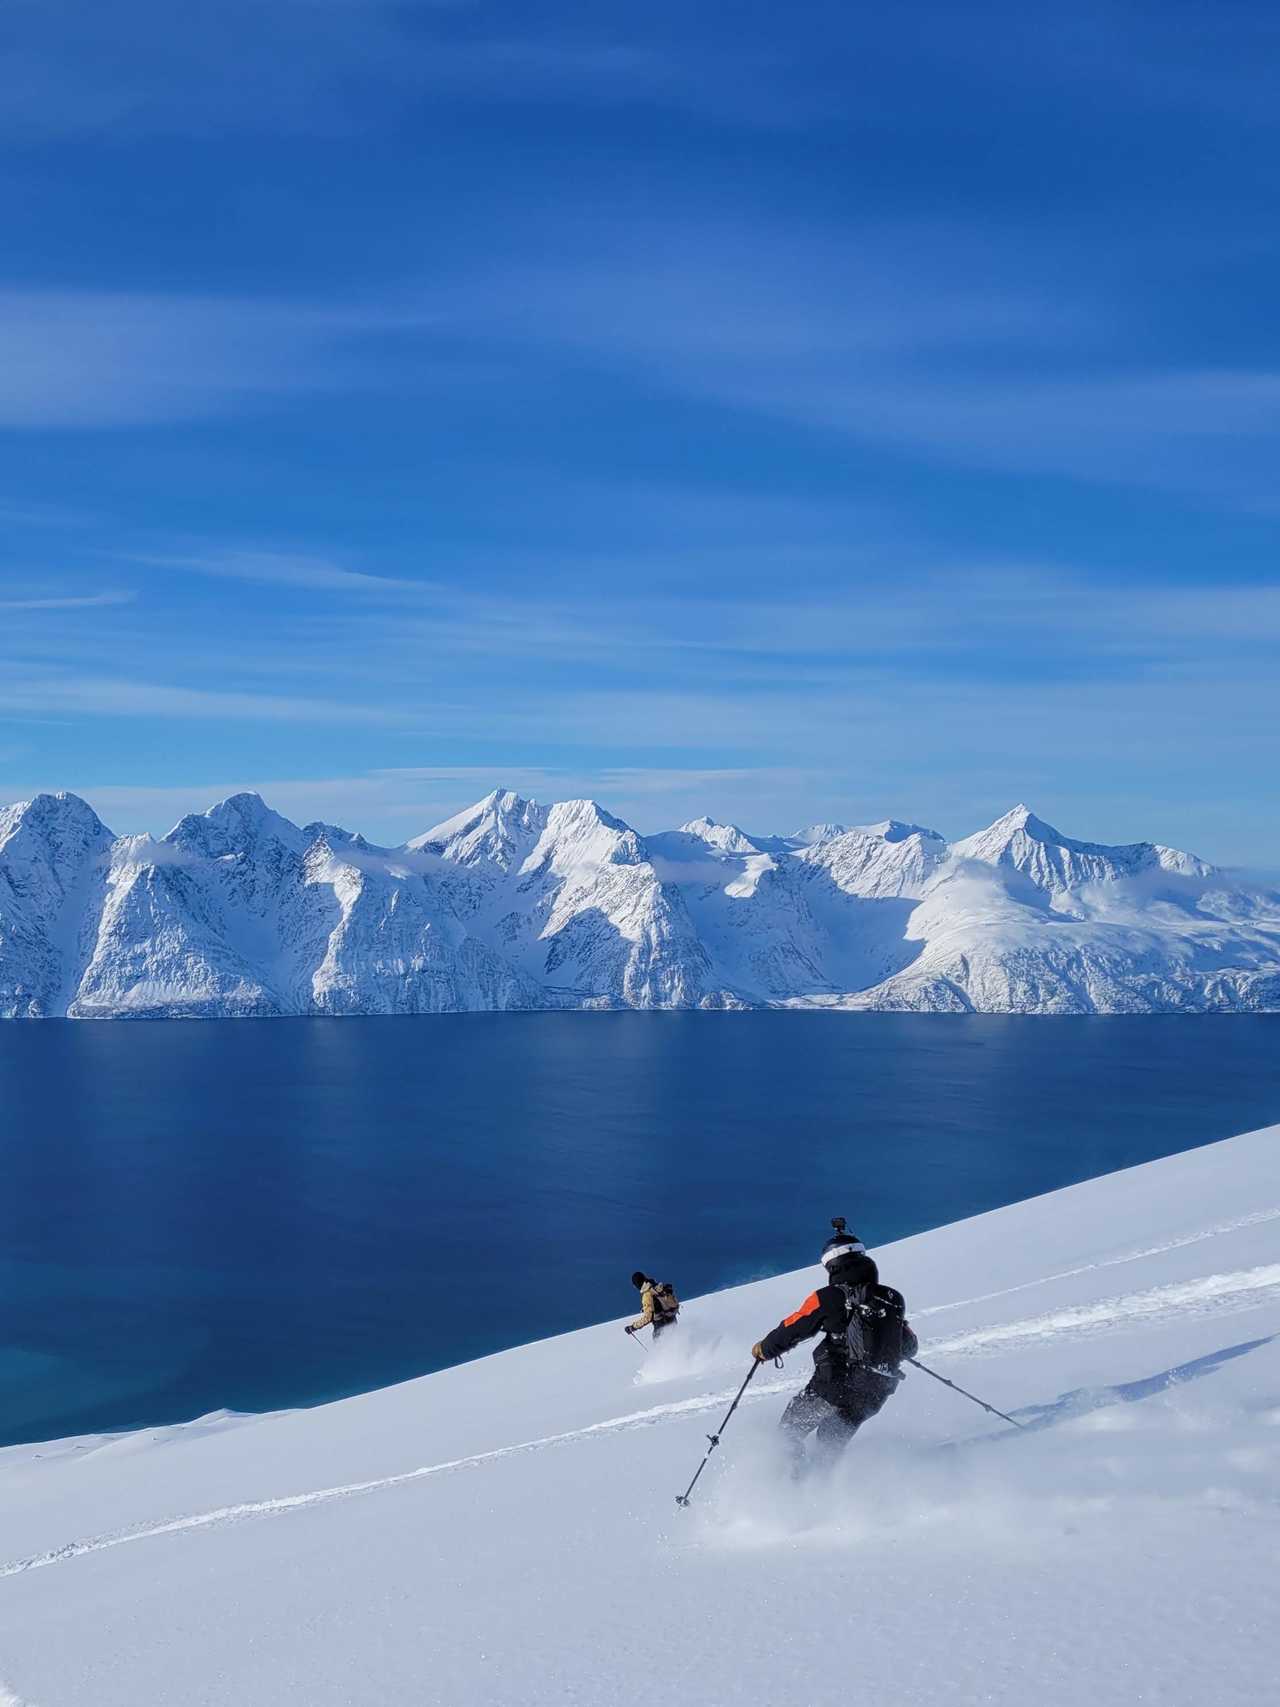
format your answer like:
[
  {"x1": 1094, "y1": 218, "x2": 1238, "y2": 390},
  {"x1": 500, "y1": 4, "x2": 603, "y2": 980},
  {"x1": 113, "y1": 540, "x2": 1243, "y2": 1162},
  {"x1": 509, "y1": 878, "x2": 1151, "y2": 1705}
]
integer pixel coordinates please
[{"x1": 779, "y1": 1371, "x2": 896, "y2": 1461}]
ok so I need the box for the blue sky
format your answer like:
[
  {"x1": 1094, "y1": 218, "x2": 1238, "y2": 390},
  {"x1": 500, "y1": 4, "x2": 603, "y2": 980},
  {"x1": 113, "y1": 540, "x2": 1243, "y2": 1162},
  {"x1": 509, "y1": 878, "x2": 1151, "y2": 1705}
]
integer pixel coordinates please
[{"x1": 2, "y1": 0, "x2": 1278, "y2": 860}]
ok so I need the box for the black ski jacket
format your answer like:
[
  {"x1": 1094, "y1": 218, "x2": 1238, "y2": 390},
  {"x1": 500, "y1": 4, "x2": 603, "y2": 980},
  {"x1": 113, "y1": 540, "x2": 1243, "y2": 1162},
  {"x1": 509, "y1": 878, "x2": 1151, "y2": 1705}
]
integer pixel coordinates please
[{"x1": 759, "y1": 1253, "x2": 918, "y2": 1386}]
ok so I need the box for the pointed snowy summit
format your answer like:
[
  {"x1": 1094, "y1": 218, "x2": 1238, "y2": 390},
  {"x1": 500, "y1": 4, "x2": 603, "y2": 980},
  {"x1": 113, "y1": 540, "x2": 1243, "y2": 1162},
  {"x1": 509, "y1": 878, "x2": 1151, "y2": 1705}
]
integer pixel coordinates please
[
  {"x1": 0, "y1": 789, "x2": 114, "y2": 853},
  {"x1": 854, "y1": 818, "x2": 945, "y2": 845},
  {"x1": 410, "y1": 789, "x2": 551, "y2": 869},
  {"x1": 951, "y1": 803, "x2": 1063, "y2": 862},
  {"x1": 678, "y1": 816, "x2": 762, "y2": 856},
  {"x1": 952, "y1": 803, "x2": 1213, "y2": 892},
  {"x1": 789, "y1": 822, "x2": 847, "y2": 847},
  {"x1": 165, "y1": 792, "x2": 308, "y2": 856}
]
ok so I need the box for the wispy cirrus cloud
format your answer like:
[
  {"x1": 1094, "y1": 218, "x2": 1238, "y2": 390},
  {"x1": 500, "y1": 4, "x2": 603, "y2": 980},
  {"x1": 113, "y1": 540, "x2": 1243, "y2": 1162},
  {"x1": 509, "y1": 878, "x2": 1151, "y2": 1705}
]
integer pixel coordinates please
[
  {"x1": 433, "y1": 224, "x2": 1280, "y2": 503},
  {"x1": 124, "y1": 549, "x2": 429, "y2": 594},
  {"x1": 0, "y1": 497, "x2": 103, "y2": 529},
  {"x1": 0, "y1": 671, "x2": 411, "y2": 725},
  {"x1": 0, "y1": 589, "x2": 136, "y2": 611},
  {"x1": 726, "y1": 366, "x2": 1280, "y2": 498},
  {"x1": 0, "y1": 290, "x2": 433, "y2": 428},
  {"x1": 4, "y1": 215, "x2": 1271, "y2": 510},
  {"x1": 293, "y1": 564, "x2": 1280, "y2": 679}
]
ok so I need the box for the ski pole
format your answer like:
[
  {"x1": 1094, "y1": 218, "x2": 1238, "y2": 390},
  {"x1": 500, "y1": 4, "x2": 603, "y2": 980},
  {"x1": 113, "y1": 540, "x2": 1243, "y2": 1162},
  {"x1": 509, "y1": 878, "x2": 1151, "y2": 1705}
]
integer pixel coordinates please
[
  {"x1": 906, "y1": 1357, "x2": 1026, "y2": 1429},
  {"x1": 675, "y1": 1361, "x2": 759, "y2": 1507}
]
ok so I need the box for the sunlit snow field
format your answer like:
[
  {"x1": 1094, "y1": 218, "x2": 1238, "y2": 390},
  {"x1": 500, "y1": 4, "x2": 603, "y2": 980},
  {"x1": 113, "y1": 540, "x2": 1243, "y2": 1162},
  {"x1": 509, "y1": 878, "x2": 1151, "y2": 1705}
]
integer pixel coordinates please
[{"x1": 0, "y1": 1124, "x2": 1276, "y2": 1706}]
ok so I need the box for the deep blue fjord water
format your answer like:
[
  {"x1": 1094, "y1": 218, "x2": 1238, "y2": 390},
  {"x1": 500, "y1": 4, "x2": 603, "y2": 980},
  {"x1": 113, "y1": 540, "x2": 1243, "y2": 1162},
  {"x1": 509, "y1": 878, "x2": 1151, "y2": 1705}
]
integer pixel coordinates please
[{"x1": 2, "y1": 1013, "x2": 1278, "y2": 1448}]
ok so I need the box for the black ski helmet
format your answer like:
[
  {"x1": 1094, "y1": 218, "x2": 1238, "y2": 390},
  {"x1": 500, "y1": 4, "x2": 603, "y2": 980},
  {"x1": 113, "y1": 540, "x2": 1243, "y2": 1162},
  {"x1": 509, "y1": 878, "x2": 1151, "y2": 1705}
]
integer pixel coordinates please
[
  {"x1": 821, "y1": 1216, "x2": 866, "y2": 1269},
  {"x1": 631, "y1": 1270, "x2": 647, "y2": 1289}
]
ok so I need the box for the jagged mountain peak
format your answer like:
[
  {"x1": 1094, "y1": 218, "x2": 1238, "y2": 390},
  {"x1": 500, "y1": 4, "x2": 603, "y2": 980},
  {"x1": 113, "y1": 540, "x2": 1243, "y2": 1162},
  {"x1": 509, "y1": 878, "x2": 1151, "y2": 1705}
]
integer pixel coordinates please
[
  {"x1": 972, "y1": 802, "x2": 1061, "y2": 842},
  {"x1": 953, "y1": 803, "x2": 1088, "y2": 861},
  {"x1": 412, "y1": 787, "x2": 539, "y2": 838},
  {"x1": 303, "y1": 820, "x2": 357, "y2": 846},
  {"x1": 165, "y1": 792, "x2": 308, "y2": 856},
  {"x1": 549, "y1": 796, "x2": 631, "y2": 828},
  {"x1": 855, "y1": 818, "x2": 946, "y2": 845},
  {"x1": 677, "y1": 816, "x2": 761, "y2": 855},
  {"x1": 542, "y1": 797, "x2": 646, "y2": 864},
  {"x1": 952, "y1": 804, "x2": 1214, "y2": 892},
  {"x1": 789, "y1": 822, "x2": 847, "y2": 846},
  {"x1": 0, "y1": 790, "x2": 114, "y2": 851},
  {"x1": 800, "y1": 816, "x2": 949, "y2": 899},
  {"x1": 205, "y1": 791, "x2": 293, "y2": 829},
  {"x1": 439, "y1": 786, "x2": 534, "y2": 825},
  {"x1": 411, "y1": 789, "x2": 551, "y2": 869}
]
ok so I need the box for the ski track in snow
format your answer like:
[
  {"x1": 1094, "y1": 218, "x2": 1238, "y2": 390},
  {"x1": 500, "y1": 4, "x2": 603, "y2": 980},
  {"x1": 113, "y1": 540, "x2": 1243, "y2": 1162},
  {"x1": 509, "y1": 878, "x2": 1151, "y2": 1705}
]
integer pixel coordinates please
[
  {"x1": 5, "y1": 1256, "x2": 1276, "y2": 1584},
  {"x1": 925, "y1": 1263, "x2": 1280, "y2": 1358},
  {"x1": 0, "y1": 1380, "x2": 797, "y2": 1581},
  {"x1": 916, "y1": 1207, "x2": 1280, "y2": 1320}
]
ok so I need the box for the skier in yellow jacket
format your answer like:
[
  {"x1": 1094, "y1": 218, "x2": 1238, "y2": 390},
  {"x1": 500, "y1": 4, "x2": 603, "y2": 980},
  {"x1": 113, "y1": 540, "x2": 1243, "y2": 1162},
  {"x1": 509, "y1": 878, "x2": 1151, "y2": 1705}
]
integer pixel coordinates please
[{"x1": 625, "y1": 1272, "x2": 680, "y2": 1340}]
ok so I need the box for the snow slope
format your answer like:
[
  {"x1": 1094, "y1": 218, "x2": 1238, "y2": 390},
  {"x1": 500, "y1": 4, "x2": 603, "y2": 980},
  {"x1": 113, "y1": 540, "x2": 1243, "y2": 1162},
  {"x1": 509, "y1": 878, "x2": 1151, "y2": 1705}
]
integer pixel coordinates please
[
  {"x1": 1, "y1": 1124, "x2": 1277, "y2": 1706},
  {"x1": 3, "y1": 788, "x2": 1280, "y2": 1014}
]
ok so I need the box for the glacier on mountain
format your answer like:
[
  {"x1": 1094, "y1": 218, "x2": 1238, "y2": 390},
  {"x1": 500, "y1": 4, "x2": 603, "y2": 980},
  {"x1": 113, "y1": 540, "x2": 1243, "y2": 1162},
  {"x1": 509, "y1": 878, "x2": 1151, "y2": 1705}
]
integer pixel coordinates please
[{"x1": 2, "y1": 787, "x2": 1278, "y2": 1017}]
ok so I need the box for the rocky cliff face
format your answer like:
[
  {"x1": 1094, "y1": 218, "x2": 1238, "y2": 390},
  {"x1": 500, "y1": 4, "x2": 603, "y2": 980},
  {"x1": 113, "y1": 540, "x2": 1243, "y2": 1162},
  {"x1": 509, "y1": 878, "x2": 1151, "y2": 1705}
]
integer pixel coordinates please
[{"x1": 3, "y1": 787, "x2": 1277, "y2": 1017}]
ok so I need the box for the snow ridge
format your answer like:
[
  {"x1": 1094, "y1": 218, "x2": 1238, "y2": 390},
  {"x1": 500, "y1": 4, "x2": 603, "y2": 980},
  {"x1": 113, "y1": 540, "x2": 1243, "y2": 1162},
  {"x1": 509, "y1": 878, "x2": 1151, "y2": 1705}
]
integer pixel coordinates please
[{"x1": 3, "y1": 788, "x2": 1279, "y2": 1015}]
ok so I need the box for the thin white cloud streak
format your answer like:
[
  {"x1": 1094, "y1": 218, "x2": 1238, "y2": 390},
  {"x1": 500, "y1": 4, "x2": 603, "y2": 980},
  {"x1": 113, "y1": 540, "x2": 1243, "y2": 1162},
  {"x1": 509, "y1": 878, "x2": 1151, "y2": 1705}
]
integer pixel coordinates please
[
  {"x1": 125, "y1": 549, "x2": 430, "y2": 594},
  {"x1": 2, "y1": 546, "x2": 1275, "y2": 857},
  {"x1": 411, "y1": 221, "x2": 1278, "y2": 501},
  {"x1": 310, "y1": 570, "x2": 1280, "y2": 673},
  {"x1": 0, "y1": 290, "x2": 434, "y2": 428},
  {"x1": 729, "y1": 368, "x2": 1280, "y2": 495},
  {"x1": 5, "y1": 555, "x2": 1276, "y2": 761},
  {"x1": 0, "y1": 673, "x2": 407, "y2": 724},
  {"x1": 526, "y1": 671, "x2": 1280, "y2": 764},
  {"x1": 12, "y1": 556, "x2": 1280, "y2": 676},
  {"x1": 4, "y1": 227, "x2": 1270, "y2": 510},
  {"x1": 455, "y1": 231, "x2": 1090, "y2": 363},
  {"x1": 0, "y1": 590, "x2": 136, "y2": 611},
  {"x1": 516, "y1": 278, "x2": 1280, "y2": 499}
]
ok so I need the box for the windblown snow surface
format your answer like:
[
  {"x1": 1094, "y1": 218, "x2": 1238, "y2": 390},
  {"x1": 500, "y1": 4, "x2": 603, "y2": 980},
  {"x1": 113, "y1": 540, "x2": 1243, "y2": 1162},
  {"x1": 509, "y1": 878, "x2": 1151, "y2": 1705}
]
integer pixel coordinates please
[{"x1": 1, "y1": 1125, "x2": 1277, "y2": 1706}]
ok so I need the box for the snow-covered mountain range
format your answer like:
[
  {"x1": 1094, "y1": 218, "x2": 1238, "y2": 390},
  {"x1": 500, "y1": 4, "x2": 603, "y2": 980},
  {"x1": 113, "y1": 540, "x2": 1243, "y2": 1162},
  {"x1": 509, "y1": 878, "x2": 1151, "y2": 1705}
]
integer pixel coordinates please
[{"x1": 2, "y1": 787, "x2": 1278, "y2": 1016}]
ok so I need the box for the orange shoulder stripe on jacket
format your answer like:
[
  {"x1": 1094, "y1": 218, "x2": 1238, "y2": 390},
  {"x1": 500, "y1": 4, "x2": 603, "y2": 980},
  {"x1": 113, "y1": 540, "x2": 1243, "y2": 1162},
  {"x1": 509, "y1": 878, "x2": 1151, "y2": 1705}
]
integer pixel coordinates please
[{"x1": 781, "y1": 1291, "x2": 821, "y2": 1329}]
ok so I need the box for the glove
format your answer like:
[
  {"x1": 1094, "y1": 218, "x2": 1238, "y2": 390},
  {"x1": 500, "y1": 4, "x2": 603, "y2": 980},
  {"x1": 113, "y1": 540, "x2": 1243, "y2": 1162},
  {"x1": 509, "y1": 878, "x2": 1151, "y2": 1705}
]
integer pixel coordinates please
[
  {"x1": 624, "y1": 1325, "x2": 634, "y2": 1335},
  {"x1": 752, "y1": 1342, "x2": 767, "y2": 1362}
]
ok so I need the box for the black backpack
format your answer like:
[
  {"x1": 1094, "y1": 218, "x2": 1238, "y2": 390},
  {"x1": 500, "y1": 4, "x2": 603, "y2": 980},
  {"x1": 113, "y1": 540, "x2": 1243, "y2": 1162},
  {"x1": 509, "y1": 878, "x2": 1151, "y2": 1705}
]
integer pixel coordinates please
[{"x1": 842, "y1": 1282, "x2": 907, "y2": 1374}]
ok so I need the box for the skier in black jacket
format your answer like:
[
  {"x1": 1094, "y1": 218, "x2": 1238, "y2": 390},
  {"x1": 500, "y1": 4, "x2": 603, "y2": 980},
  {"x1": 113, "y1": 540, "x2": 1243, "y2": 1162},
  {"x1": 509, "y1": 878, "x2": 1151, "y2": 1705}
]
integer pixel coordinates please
[{"x1": 753, "y1": 1223, "x2": 918, "y2": 1463}]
